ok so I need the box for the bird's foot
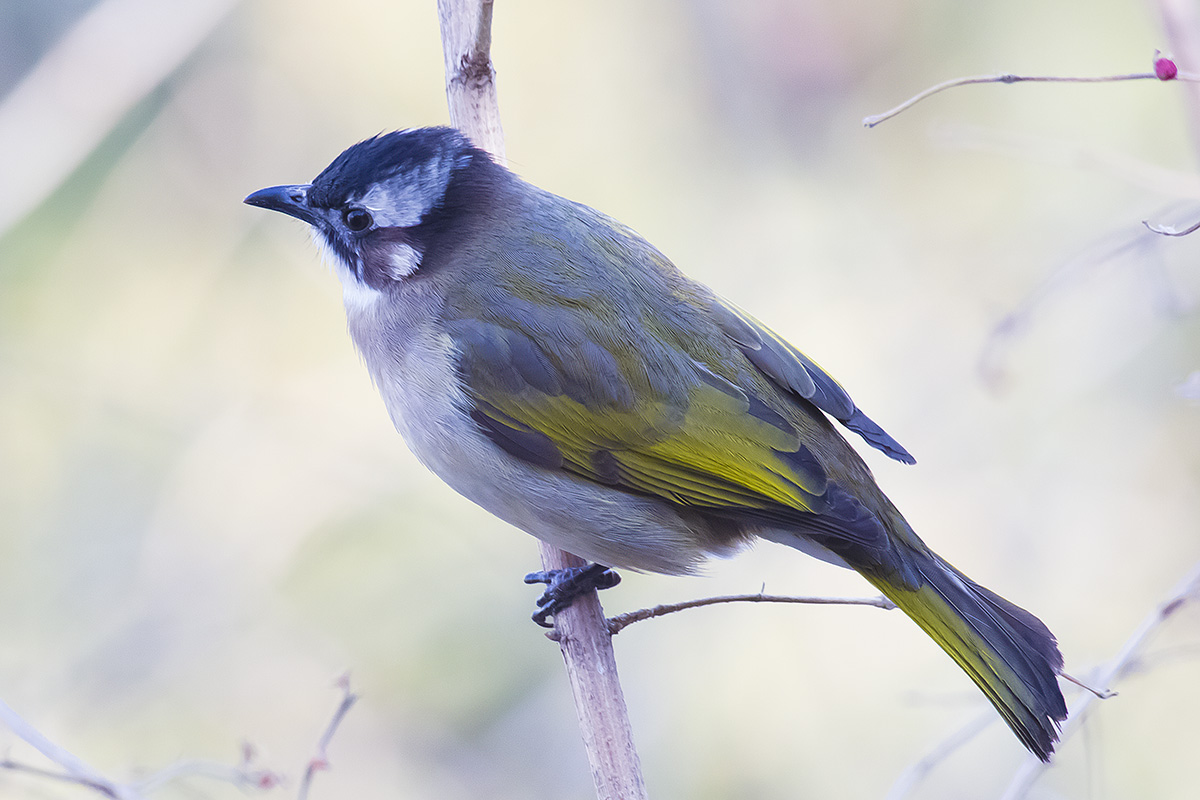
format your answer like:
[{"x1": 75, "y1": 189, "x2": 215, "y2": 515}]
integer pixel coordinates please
[{"x1": 524, "y1": 563, "x2": 621, "y2": 628}]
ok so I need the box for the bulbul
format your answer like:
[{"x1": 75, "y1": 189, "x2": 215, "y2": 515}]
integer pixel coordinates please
[{"x1": 245, "y1": 126, "x2": 1067, "y2": 759}]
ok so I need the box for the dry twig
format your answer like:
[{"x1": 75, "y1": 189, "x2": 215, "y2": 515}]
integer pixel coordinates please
[
  {"x1": 887, "y1": 562, "x2": 1199, "y2": 799},
  {"x1": 1143, "y1": 216, "x2": 1200, "y2": 236},
  {"x1": 296, "y1": 676, "x2": 359, "y2": 800},
  {"x1": 0, "y1": 695, "x2": 280, "y2": 799},
  {"x1": 608, "y1": 592, "x2": 895, "y2": 635},
  {"x1": 0, "y1": 695, "x2": 134, "y2": 798},
  {"x1": 884, "y1": 710, "x2": 997, "y2": 800},
  {"x1": 864, "y1": 60, "x2": 1198, "y2": 128},
  {"x1": 1000, "y1": 560, "x2": 1200, "y2": 800}
]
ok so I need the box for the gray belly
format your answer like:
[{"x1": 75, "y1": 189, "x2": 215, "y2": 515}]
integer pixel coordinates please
[{"x1": 356, "y1": 318, "x2": 720, "y2": 575}]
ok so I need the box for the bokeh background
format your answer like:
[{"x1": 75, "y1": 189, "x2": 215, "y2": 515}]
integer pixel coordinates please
[{"x1": 2, "y1": 1, "x2": 1199, "y2": 798}]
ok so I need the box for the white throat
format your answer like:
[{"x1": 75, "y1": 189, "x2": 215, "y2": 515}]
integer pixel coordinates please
[{"x1": 310, "y1": 229, "x2": 423, "y2": 316}]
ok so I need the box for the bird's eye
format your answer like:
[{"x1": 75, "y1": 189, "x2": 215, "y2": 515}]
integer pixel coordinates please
[{"x1": 343, "y1": 207, "x2": 373, "y2": 232}]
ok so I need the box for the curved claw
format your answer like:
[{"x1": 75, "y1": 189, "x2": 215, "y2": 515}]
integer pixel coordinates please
[{"x1": 524, "y1": 563, "x2": 621, "y2": 627}]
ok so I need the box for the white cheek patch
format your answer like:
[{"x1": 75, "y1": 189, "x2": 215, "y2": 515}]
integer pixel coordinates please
[{"x1": 386, "y1": 243, "x2": 422, "y2": 280}]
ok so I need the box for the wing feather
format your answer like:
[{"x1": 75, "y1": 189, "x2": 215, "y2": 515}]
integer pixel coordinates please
[
  {"x1": 454, "y1": 320, "x2": 896, "y2": 548},
  {"x1": 707, "y1": 297, "x2": 915, "y2": 464}
]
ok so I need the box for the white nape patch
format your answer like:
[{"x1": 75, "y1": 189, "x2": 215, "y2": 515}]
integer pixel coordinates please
[{"x1": 386, "y1": 243, "x2": 422, "y2": 280}]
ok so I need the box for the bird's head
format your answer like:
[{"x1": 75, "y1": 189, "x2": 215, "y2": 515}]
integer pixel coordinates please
[{"x1": 245, "y1": 127, "x2": 479, "y2": 295}]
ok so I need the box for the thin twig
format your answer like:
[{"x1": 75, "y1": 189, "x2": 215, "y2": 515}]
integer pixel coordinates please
[
  {"x1": 0, "y1": 697, "x2": 281, "y2": 798},
  {"x1": 0, "y1": 696, "x2": 126, "y2": 797},
  {"x1": 0, "y1": 757, "x2": 121, "y2": 798},
  {"x1": 1143, "y1": 216, "x2": 1200, "y2": 236},
  {"x1": 607, "y1": 592, "x2": 895, "y2": 635},
  {"x1": 1058, "y1": 670, "x2": 1117, "y2": 700},
  {"x1": 131, "y1": 756, "x2": 280, "y2": 794},
  {"x1": 890, "y1": 561, "x2": 1200, "y2": 799},
  {"x1": 1122, "y1": 641, "x2": 1200, "y2": 673},
  {"x1": 978, "y1": 225, "x2": 1160, "y2": 390},
  {"x1": 884, "y1": 710, "x2": 997, "y2": 800},
  {"x1": 296, "y1": 676, "x2": 359, "y2": 800},
  {"x1": 1179, "y1": 370, "x2": 1200, "y2": 401},
  {"x1": 864, "y1": 70, "x2": 1200, "y2": 128},
  {"x1": 931, "y1": 123, "x2": 1200, "y2": 199},
  {"x1": 1000, "y1": 559, "x2": 1200, "y2": 800}
]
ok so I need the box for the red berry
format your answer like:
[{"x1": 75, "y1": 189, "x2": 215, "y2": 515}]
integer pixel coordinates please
[{"x1": 1154, "y1": 55, "x2": 1178, "y2": 80}]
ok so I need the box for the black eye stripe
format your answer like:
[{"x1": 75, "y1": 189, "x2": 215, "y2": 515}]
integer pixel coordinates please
[{"x1": 343, "y1": 207, "x2": 373, "y2": 232}]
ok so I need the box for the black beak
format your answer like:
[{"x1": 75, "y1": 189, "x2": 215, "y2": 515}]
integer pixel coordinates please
[{"x1": 244, "y1": 184, "x2": 317, "y2": 225}]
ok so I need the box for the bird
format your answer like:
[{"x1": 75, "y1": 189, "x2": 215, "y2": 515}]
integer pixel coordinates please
[{"x1": 244, "y1": 126, "x2": 1068, "y2": 760}]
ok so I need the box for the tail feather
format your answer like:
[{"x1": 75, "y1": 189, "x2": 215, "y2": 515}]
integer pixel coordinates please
[{"x1": 867, "y1": 553, "x2": 1067, "y2": 760}]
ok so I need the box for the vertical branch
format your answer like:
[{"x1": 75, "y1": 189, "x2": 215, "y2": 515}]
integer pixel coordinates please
[
  {"x1": 536, "y1": 549, "x2": 649, "y2": 800},
  {"x1": 436, "y1": 0, "x2": 506, "y2": 163},
  {"x1": 433, "y1": 3, "x2": 648, "y2": 799}
]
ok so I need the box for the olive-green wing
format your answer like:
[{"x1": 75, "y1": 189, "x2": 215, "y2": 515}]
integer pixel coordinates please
[
  {"x1": 706, "y1": 297, "x2": 915, "y2": 465},
  {"x1": 451, "y1": 319, "x2": 887, "y2": 549}
]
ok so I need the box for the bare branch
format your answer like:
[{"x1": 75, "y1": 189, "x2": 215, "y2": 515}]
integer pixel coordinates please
[
  {"x1": 437, "y1": 0, "x2": 506, "y2": 162},
  {"x1": 435, "y1": 3, "x2": 646, "y2": 798},
  {"x1": 0, "y1": 757, "x2": 123, "y2": 798},
  {"x1": 1143, "y1": 216, "x2": 1200, "y2": 236},
  {"x1": 864, "y1": 68, "x2": 1199, "y2": 128},
  {"x1": 891, "y1": 562, "x2": 1199, "y2": 799},
  {"x1": 1, "y1": 696, "x2": 281, "y2": 798},
  {"x1": 1058, "y1": 671, "x2": 1117, "y2": 700},
  {"x1": 607, "y1": 592, "x2": 895, "y2": 635},
  {"x1": 884, "y1": 710, "x2": 997, "y2": 800},
  {"x1": 931, "y1": 123, "x2": 1200, "y2": 199},
  {"x1": 0, "y1": 0, "x2": 242, "y2": 238},
  {"x1": 978, "y1": 226, "x2": 1162, "y2": 390},
  {"x1": 296, "y1": 676, "x2": 359, "y2": 800},
  {"x1": 536, "y1": 550, "x2": 648, "y2": 800},
  {"x1": 1177, "y1": 370, "x2": 1200, "y2": 400},
  {"x1": 0, "y1": 696, "x2": 128, "y2": 798},
  {"x1": 1000, "y1": 560, "x2": 1200, "y2": 800},
  {"x1": 137, "y1": 759, "x2": 280, "y2": 794}
]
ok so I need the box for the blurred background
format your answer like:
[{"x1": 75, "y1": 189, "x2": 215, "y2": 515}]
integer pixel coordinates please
[{"x1": 2, "y1": 1, "x2": 1199, "y2": 798}]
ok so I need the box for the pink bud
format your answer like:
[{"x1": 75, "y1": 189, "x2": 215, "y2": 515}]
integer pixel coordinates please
[{"x1": 1154, "y1": 53, "x2": 1178, "y2": 80}]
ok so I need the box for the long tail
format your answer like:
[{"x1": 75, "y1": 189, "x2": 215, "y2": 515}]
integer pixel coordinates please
[{"x1": 864, "y1": 549, "x2": 1067, "y2": 760}]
